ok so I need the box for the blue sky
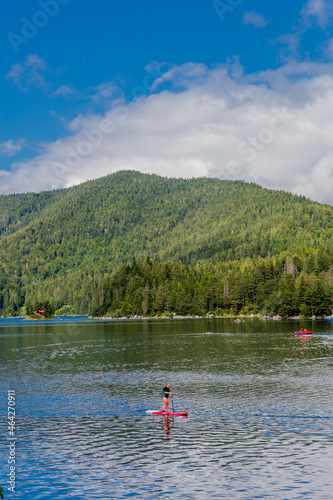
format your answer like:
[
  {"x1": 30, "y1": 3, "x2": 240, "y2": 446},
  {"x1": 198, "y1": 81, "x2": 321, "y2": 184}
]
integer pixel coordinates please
[{"x1": 1, "y1": 0, "x2": 333, "y2": 203}]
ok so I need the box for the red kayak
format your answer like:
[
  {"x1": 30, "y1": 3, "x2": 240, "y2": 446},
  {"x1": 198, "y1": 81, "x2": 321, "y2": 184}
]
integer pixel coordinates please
[
  {"x1": 146, "y1": 410, "x2": 188, "y2": 416},
  {"x1": 295, "y1": 329, "x2": 313, "y2": 337}
]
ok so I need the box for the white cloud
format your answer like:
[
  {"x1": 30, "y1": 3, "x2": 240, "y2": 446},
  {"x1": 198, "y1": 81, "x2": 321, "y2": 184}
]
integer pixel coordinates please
[
  {"x1": 52, "y1": 82, "x2": 122, "y2": 102},
  {"x1": 275, "y1": 1, "x2": 333, "y2": 64},
  {"x1": 91, "y1": 82, "x2": 121, "y2": 101},
  {"x1": 0, "y1": 139, "x2": 24, "y2": 157},
  {"x1": 2, "y1": 62, "x2": 333, "y2": 204},
  {"x1": 243, "y1": 12, "x2": 270, "y2": 28},
  {"x1": 274, "y1": 33, "x2": 302, "y2": 62},
  {"x1": 301, "y1": 0, "x2": 333, "y2": 29},
  {"x1": 6, "y1": 54, "x2": 49, "y2": 91},
  {"x1": 52, "y1": 84, "x2": 77, "y2": 97}
]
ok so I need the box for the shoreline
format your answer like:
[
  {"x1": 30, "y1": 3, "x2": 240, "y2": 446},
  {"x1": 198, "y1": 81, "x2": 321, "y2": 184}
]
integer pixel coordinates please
[
  {"x1": 1, "y1": 314, "x2": 333, "y2": 321},
  {"x1": 89, "y1": 314, "x2": 333, "y2": 321},
  {"x1": 0, "y1": 314, "x2": 88, "y2": 321}
]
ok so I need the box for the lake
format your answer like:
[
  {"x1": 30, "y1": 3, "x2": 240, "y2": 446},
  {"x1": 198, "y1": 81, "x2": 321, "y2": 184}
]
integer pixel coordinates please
[{"x1": 1, "y1": 317, "x2": 333, "y2": 499}]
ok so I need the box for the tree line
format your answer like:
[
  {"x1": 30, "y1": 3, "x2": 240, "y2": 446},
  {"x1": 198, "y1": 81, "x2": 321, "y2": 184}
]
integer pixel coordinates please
[{"x1": 91, "y1": 252, "x2": 333, "y2": 318}]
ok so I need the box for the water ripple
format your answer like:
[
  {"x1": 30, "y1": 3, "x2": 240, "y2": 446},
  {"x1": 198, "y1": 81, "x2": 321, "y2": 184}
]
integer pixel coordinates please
[{"x1": 1, "y1": 319, "x2": 333, "y2": 499}]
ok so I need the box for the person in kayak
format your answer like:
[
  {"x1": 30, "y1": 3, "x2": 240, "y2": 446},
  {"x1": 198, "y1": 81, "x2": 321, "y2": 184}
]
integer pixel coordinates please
[{"x1": 162, "y1": 383, "x2": 172, "y2": 412}]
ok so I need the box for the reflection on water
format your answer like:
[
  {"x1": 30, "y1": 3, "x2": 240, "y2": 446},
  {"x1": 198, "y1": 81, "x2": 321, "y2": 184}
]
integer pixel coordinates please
[
  {"x1": 0, "y1": 318, "x2": 333, "y2": 499},
  {"x1": 163, "y1": 416, "x2": 172, "y2": 444}
]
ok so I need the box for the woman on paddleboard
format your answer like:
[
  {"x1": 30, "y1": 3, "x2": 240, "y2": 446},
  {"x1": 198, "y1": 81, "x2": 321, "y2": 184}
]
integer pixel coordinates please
[{"x1": 162, "y1": 383, "x2": 172, "y2": 412}]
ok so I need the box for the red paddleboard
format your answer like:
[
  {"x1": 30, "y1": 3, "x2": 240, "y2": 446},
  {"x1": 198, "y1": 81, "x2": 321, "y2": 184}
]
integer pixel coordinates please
[{"x1": 146, "y1": 410, "x2": 188, "y2": 416}]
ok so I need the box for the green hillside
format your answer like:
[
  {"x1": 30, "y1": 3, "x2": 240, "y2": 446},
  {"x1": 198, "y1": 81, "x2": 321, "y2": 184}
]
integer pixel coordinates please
[{"x1": 0, "y1": 170, "x2": 332, "y2": 317}]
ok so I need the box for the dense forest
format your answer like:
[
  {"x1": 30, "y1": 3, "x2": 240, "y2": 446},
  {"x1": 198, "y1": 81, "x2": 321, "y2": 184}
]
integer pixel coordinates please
[
  {"x1": 0, "y1": 170, "x2": 332, "y2": 317},
  {"x1": 92, "y1": 254, "x2": 333, "y2": 318}
]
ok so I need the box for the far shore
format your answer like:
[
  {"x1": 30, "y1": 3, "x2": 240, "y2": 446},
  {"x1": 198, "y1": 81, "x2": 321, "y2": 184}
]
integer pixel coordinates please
[
  {"x1": 89, "y1": 314, "x2": 333, "y2": 321},
  {"x1": 0, "y1": 314, "x2": 87, "y2": 320},
  {"x1": 1, "y1": 314, "x2": 333, "y2": 321}
]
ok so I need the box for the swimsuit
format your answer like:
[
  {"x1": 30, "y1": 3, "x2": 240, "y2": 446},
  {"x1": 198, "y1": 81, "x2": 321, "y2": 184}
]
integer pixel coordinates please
[{"x1": 163, "y1": 387, "x2": 170, "y2": 399}]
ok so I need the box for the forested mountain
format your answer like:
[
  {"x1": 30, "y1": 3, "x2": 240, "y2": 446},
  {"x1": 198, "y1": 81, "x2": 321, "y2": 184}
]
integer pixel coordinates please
[{"x1": 0, "y1": 170, "x2": 332, "y2": 317}]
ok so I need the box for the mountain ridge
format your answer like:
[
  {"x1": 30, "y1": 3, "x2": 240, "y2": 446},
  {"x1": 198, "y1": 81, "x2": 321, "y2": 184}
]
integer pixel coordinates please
[{"x1": 0, "y1": 170, "x2": 332, "y2": 316}]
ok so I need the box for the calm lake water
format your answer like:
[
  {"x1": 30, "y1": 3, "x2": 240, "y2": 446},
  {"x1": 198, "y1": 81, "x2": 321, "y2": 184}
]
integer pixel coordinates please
[{"x1": 1, "y1": 317, "x2": 333, "y2": 499}]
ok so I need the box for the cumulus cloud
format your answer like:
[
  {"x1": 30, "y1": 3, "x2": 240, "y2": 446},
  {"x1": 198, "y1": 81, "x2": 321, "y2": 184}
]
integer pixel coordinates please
[
  {"x1": 301, "y1": 0, "x2": 333, "y2": 29},
  {"x1": 2, "y1": 62, "x2": 333, "y2": 204},
  {"x1": 243, "y1": 12, "x2": 270, "y2": 28},
  {"x1": 0, "y1": 139, "x2": 24, "y2": 157},
  {"x1": 6, "y1": 54, "x2": 50, "y2": 91}
]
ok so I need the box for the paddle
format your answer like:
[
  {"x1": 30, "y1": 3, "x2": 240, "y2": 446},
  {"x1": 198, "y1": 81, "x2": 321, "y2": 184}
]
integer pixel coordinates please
[{"x1": 171, "y1": 395, "x2": 175, "y2": 413}]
